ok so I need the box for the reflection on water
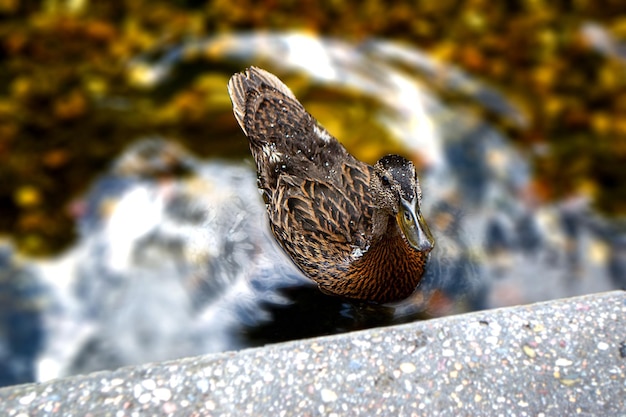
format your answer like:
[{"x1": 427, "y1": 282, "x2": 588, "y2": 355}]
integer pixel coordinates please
[{"x1": 1, "y1": 32, "x2": 624, "y2": 386}]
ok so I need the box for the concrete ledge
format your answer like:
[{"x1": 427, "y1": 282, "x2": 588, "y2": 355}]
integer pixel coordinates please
[{"x1": 1, "y1": 291, "x2": 625, "y2": 416}]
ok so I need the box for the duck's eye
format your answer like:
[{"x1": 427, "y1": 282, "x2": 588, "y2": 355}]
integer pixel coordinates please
[{"x1": 381, "y1": 175, "x2": 390, "y2": 186}]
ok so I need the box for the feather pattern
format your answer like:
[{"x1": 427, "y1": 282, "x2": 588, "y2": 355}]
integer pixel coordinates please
[{"x1": 228, "y1": 67, "x2": 433, "y2": 303}]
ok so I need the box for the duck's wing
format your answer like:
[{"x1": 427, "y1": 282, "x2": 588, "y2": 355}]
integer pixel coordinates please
[
  {"x1": 270, "y1": 161, "x2": 373, "y2": 272},
  {"x1": 228, "y1": 67, "x2": 373, "y2": 258}
]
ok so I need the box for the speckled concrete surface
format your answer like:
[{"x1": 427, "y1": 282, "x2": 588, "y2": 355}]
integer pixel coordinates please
[{"x1": 1, "y1": 291, "x2": 625, "y2": 416}]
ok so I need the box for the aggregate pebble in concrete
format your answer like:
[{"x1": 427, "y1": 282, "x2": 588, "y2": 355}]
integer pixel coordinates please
[{"x1": 1, "y1": 291, "x2": 625, "y2": 416}]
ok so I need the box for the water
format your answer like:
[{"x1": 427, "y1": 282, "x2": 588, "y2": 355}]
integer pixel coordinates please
[{"x1": 1, "y1": 31, "x2": 623, "y2": 386}]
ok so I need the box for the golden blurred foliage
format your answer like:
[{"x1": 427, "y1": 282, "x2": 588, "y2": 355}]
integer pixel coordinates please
[{"x1": 0, "y1": 1, "x2": 625, "y2": 254}]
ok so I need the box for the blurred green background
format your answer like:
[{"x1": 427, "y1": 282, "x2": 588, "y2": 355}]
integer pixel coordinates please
[{"x1": 1, "y1": 0, "x2": 625, "y2": 256}]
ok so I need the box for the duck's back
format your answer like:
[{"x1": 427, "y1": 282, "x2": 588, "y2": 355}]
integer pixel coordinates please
[{"x1": 228, "y1": 67, "x2": 374, "y2": 277}]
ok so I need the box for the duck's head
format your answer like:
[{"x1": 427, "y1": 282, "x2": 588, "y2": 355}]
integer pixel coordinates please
[{"x1": 372, "y1": 155, "x2": 434, "y2": 253}]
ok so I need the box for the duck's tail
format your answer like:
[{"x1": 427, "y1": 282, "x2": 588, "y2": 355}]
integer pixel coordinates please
[{"x1": 227, "y1": 66, "x2": 297, "y2": 136}]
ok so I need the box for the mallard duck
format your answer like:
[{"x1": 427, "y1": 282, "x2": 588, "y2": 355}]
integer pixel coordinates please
[{"x1": 228, "y1": 67, "x2": 434, "y2": 303}]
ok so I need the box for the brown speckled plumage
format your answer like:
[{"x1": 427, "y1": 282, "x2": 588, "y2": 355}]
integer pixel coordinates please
[{"x1": 228, "y1": 67, "x2": 434, "y2": 303}]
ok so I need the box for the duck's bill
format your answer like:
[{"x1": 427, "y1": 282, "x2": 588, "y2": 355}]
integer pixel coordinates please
[{"x1": 397, "y1": 200, "x2": 435, "y2": 252}]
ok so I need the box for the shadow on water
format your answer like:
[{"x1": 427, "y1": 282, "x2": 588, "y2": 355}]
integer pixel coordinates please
[
  {"x1": 1, "y1": 31, "x2": 624, "y2": 386},
  {"x1": 239, "y1": 285, "x2": 419, "y2": 347}
]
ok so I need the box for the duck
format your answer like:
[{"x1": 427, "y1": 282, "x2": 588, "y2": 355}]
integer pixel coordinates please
[{"x1": 228, "y1": 67, "x2": 434, "y2": 303}]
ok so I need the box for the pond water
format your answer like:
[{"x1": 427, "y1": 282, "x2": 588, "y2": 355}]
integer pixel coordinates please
[{"x1": 1, "y1": 31, "x2": 623, "y2": 386}]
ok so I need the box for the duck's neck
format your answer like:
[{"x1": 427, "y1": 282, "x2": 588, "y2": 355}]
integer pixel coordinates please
[
  {"x1": 370, "y1": 208, "x2": 398, "y2": 244},
  {"x1": 370, "y1": 209, "x2": 389, "y2": 239}
]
